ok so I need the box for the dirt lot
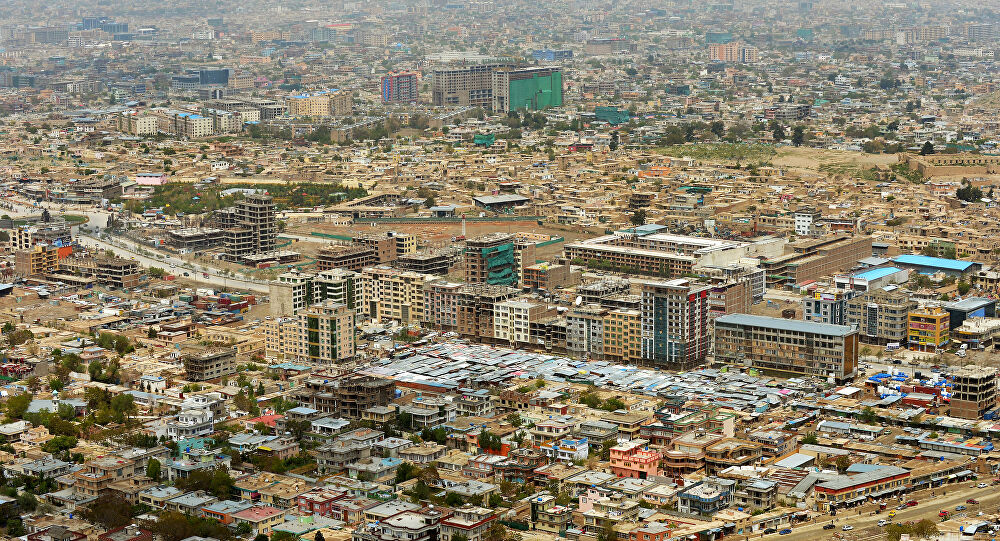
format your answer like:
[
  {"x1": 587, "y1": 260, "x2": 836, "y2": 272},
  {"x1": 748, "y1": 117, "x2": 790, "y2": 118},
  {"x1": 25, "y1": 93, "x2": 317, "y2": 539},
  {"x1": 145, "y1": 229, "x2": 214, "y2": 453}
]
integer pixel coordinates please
[
  {"x1": 773, "y1": 147, "x2": 898, "y2": 179},
  {"x1": 293, "y1": 220, "x2": 602, "y2": 252}
]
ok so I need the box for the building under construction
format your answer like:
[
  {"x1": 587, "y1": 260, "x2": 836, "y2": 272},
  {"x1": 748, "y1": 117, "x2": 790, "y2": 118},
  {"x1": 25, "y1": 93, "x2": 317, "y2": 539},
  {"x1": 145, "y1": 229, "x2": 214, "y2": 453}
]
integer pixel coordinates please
[
  {"x1": 218, "y1": 193, "x2": 279, "y2": 263},
  {"x1": 183, "y1": 348, "x2": 237, "y2": 381},
  {"x1": 294, "y1": 374, "x2": 395, "y2": 419},
  {"x1": 464, "y1": 233, "x2": 519, "y2": 286}
]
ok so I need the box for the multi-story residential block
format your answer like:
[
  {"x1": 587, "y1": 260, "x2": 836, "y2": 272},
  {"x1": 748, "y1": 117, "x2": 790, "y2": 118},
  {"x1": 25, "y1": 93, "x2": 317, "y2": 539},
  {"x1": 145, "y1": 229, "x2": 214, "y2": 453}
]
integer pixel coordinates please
[
  {"x1": 538, "y1": 437, "x2": 589, "y2": 463},
  {"x1": 265, "y1": 301, "x2": 355, "y2": 364},
  {"x1": 761, "y1": 235, "x2": 873, "y2": 288},
  {"x1": 609, "y1": 439, "x2": 662, "y2": 479},
  {"x1": 529, "y1": 494, "x2": 572, "y2": 533},
  {"x1": 294, "y1": 374, "x2": 395, "y2": 418},
  {"x1": 493, "y1": 299, "x2": 554, "y2": 347},
  {"x1": 431, "y1": 62, "x2": 512, "y2": 107},
  {"x1": 708, "y1": 42, "x2": 758, "y2": 63},
  {"x1": 287, "y1": 89, "x2": 351, "y2": 117},
  {"x1": 846, "y1": 287, "x2": 916, "y2": 346},
  {"x1": 908, "y1": 305, "x2": 950, "y2": 353},
  {"x1": 440, "y1": 505, "x2": 496, "y2": 541},
  {"x1": 640, "y1": 279, "x2": 710, "y2": 370},
  {"x1": 803, "y1": 288, "x2": 858, "y2": 325},
  {"x1": 182, "y1": 348, "x2": 237, "y2": 382},
  {"x1": 14, "y1": 244, "x2": 59, "y2": 277},
  {"x1": 714, "y1": 314, "x2": 858, "y2": 381},
  {"x1": 566, "y1": 305, "x2": 607, "y2": 359},
  {"x1": 360, "y1": 266, "x2": 436, "y2": 324},
  {"x1": 74, "y1": 456, "x2": 137, "y2": 499},
  {"x1": 491, "y1": 67, "x2": 563, "y2": 112},
  {"x1": 602, "y1": 308, "x2": 642, "y2": 363},
  {"x1": 703, "y1": 439, "x2": 763, "y2": 475},
  {"x1": 677, "y1": 477, "x2": 735, "y2": 516},
  {"x1": 381, "y1": 71, "x2": 419, "y2": 103},
  {"x1": 219, "y1": 193, "x2": 278, "y2": 263}
]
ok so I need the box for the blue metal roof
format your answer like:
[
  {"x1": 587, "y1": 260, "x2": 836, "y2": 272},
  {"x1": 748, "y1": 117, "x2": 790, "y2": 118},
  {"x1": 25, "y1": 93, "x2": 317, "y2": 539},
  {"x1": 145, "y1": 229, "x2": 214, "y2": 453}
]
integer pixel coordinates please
[
  {"x1": 893, "y1": 254, "x2": 976, "y2": 271},
  {"x1": 851, "y1": 266, "x2": 904, "y2": 281}
]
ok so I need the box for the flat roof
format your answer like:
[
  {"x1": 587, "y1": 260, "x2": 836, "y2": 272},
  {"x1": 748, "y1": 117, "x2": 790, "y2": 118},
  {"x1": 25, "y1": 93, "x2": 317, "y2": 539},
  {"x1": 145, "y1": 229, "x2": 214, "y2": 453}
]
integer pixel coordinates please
[
  {"x1": 472, "y1": 194, "x2": 530, "y2": 205},
  {"x1": 893, "y1": 254, "x2": 977, "y2": 272},
  {"x1": 715, "y1": 314, "x2": 856, "y2": 337},
  {"x1": 851, "y1": 266, "x2": 905, "y2": 281},
  {"x1": 946, "y1": 297, "x2": 996, "y2": 312}
]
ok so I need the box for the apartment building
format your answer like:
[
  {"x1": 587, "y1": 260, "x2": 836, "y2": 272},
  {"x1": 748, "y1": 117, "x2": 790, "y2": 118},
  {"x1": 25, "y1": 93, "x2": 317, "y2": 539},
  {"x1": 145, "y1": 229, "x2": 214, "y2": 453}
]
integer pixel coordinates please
[
  {"x1": 566, "y1": 305, "x2": 607, "y2": 359},
  {"x1": 14, "y1": 244, "x2": 59, "y2": 277},
  {"x1": 491, "y1": 66, "x2": 563, "y2": 112},
  {"x1": 761, "y1": 235, "x2": 873, "y2": 289},
  {"x1": 493, "y1": 299, "x2": 554, "y2": 348},
  {"x1": 265, "y1": 301, "x2": 355, "y2": 365},
  {"x1": 950, "y1": 366, "x2": 998, "y2": 419},
  {"x1": 708, "y1": 42, "x2": 759, "y2": 63},
  {"x1": 640, "y1": 279, "x2": 710, "y2": 370},
  {"x1": 219, "y1": 194, "x2": 277, "y2": 263},
  {"x1": 286, "y1": 89, "x2": 351, "y2": 117},
  {"x1": 456, "y1": 284, "x2": 516, "y2": 341},
  {"x1": 58, "y1": 256, "x2": 142, "y2": 289},
  {"x1": 74, "y1": 456, "x2": 137, "y2": 499},
  {"x1": 316, "y1": 244, "x2": 375, "y2": 272},
  {"x1": 269, "y1": 269, "x2": 360, "y2": 316},
  {"x1": 803, "y1": 288, "x2": 858, "y2": 325},
  {"x1": 845, "y1": 288, "x2": 916, "y2": 346},
  {"x1": 908, "y1": 306, "x2": 950, "y2": 353},
  {"x1": 714, "y1": 314, "x2": 858, "y2": 381},
  {"x1": 431, "y1": 62, "x2": 512, "y2": 107},
  {"x1": 360, "y1": 266, "x2": 436, "y2": 324},
  {"x1": 381, "y1": 71, "x2": 419, "y2": 104},
  {"x1": 603, "y1": 308, "x2": 642, "y2": 363}
]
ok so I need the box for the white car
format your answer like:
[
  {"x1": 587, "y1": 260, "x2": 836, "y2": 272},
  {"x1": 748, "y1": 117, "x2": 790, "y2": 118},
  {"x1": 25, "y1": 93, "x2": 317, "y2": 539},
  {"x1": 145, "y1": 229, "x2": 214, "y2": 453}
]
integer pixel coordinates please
[
  {"x1": 978, "y1": 482, "x2": 989, "y2": 488},
  {"x1": 842, "y1": 525, "x2": 854, "y2": 531},
  {"x1": 877, "y1": 520, "x2": 887, "y2": 527}
]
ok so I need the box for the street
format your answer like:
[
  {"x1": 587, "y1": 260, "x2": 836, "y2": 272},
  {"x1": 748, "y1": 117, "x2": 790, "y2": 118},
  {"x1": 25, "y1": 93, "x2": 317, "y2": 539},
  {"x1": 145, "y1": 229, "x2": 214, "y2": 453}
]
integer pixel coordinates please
[{"x1": 759, "y1": 482, "x2": 1000, "y2": 541}]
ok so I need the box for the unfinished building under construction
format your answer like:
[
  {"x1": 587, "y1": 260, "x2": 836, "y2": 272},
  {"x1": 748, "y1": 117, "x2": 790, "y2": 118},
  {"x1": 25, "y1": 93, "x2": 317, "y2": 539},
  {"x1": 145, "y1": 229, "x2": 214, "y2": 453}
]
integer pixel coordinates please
[{"x1": 294, "y1": 373, "x2": 395, "y2": 418}]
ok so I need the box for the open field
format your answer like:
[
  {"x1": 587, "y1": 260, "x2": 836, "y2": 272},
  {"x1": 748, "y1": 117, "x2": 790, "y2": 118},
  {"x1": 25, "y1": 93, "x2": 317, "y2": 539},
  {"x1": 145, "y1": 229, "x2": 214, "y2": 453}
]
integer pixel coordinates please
[{"x1": 773, "y1": 147, "x2": 898, "y2": 179}]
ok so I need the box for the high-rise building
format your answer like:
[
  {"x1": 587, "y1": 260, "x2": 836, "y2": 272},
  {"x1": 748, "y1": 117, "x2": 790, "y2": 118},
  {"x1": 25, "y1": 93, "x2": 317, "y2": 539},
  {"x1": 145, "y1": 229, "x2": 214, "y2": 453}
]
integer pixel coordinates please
[
  {"x1": 491, "y1": 67, "x2": 563, "y2": 112},
  {"x1": 431, "y1": 62, "x2": 512, "y2": 108},
  {"x1": 708, "y1": 42, "x2": 758, "y2": 63},
  {"x1": 270, "y1": 269, "x2": 361, "y2": 317},
  {"x1": 640, "y1": 279, "x2": 710, "y2": 370},
  {"x1": 220, "y1": 193, "x2": 277, "y2": 263},
  {"x1": 286, "y1": 89, "x2": 352, "y2": 117},
  {"x1": 359, "y1": 266, "x2": 436, "y2": 324},
  {"x1": 465, "y1": 233, "x2": 519, "y2": 286},
  {"x1": 846, "y1": 288, "x2": 916, "y2": 346},
  {"x1": 908, "y1": 306, "x2": 950, "y2": 353},
  {"x1": 264, "y1": 301, "x2": 355, "y2": 365},
  {"x1": 381, "y1": 71, "x2": 419, "y2": 103}
]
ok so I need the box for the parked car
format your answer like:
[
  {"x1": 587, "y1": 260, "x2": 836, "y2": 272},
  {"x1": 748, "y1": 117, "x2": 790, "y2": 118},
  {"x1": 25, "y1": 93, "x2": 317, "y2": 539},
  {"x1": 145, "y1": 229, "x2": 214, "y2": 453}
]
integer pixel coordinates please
[
  {"x1": 823, "y1": 524, "x2": 836, "y2": 530},
  {"x1": 779, "y1": 529, "x2": 792, "y2": 535},
  {"x1": 906, "y1": 500, "x2": 918, "y2": 507},
  {"x1": 842, "y1": 525, "x2": 854, "y2": 531},
  {"x1": 940, "y1": 511, "x2": 950, "y2": 517},
  {"x1": 968, "y1": 499, "x2": 979, "y2": 504},
  {"x1": 878, "y1": 520, "x2": 888, "y2": 527},
  {"x1": 956, "y1": 505, "x2": 967, "y2": 511},
  {"x1": 762, "y1": 528, "x2": 777, "y2": 534},
  {"x1": 978, "y1": 482, "x2": 989, "y2": 488}
]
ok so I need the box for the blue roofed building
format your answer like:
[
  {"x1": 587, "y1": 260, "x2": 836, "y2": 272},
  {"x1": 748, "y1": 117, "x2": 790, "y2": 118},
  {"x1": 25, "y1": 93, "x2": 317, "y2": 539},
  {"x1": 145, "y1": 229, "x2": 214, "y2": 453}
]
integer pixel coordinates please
[
  {"x1": 892, "y1": 254, "x2": 982, "y2": 278},
  {"x1": 834, "y1": 266, "x2": 910, "y2": 291}
]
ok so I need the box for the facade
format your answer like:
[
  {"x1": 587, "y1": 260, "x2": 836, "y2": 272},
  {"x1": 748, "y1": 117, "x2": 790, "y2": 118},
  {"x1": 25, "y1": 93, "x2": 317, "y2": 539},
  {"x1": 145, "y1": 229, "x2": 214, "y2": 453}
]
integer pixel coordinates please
[
  {"x1": 813, "y1": 466, "x2": 910, "y2": 511},
  {"x1": 14, "y1": 244, "x2": 59, "y2": 277},
  {"x1": 908, "y1": 306, "x2": 950, "y2": 353},
  {"x1": 294, "y1": 374, "x2": 395, "y2": 418},
  {"x1": 949, "y1": 366, "x2": 997, "y2": 419},
  {"x1": 270, "y1": 269, "x2": 360, "y2": 316},
  {"x1": 431, "y1": 62, "x2": 512, "y2": 108},
  {"x1": 845, "y1": 288, "x2": 916, "y2": 346},
  {"x1": 803, "y1": 288, "x2": 858, "y2": 325},
  {"x1": 264, "y1": 301, "x2": 355, "y2": 365},
  {"x1": 714, "y1": 314, "x2": 858, "y2": 381},
  {"x1": 609, "y1": 439, "x2": 662, "y2": 479},
  {"x1": 287, "y1": 89, "x2": 352, "y2": 117},
  {"x1": 708, "y1": 42, "x2": 759, "y2": 63},
  {"x1": 183, "y1": 348, "x2": 237, "y2": 381},
  {"x1": 381, "y1": 72, "x2": 419, "y2": 103},
  {"x1": 465, "y1": 233, "x2": 518, "y2": 286},
  {"x1": 317, "y1": 244, "x2": 375, "y2": 272},
  {"x1": 640, "y1": 279, "x2": 710, "y2": 370},
  {"x1": 360, "y1": 266, "x2": 436, "y2": 324},
  {"x1": 761, "y1": 235, "x2": 873, "y2": 289},
  {"x1": 220, "y1": 193, "x2": 277, "y2": 263},
  {"x1": 491, "y1": 67, "x2": 563, "y2": 112}
]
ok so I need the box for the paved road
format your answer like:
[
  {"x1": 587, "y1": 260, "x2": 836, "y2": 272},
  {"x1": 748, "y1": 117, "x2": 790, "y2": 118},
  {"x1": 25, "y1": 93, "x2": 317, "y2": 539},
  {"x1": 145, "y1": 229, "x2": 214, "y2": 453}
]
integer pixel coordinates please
[
  {"x1": 78, "y1": 234, "x2": 270, "y2": 293},
  {"x1": 760, "y1": 482, "x2": 999, "y2": 541}
]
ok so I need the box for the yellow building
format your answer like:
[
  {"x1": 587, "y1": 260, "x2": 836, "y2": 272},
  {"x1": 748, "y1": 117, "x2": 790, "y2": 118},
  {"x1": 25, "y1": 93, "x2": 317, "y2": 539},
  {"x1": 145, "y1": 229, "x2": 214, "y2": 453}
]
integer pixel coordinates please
[
  {"x1": 286, "y1": 89, "x2": 352, "y2": 117},
  {"x1": 908, "y1": 306, "x2": 950, "y2": 353},
  {"x1": 602, "y1": 308, "x2": 641, "y2": 363},
  {"x1": 14, "y1": 244, "x2": 59, "y2": 277},
  {"x1": 359, "y1": 266, "x2": 436, "y2": 324}
]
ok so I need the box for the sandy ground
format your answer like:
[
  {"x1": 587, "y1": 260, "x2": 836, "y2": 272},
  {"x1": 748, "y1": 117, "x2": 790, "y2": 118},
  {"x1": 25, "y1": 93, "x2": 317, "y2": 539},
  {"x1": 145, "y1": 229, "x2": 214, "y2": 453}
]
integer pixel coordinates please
[{"x1": 773, "y1": 147, "x2": 898, "y2": 179}]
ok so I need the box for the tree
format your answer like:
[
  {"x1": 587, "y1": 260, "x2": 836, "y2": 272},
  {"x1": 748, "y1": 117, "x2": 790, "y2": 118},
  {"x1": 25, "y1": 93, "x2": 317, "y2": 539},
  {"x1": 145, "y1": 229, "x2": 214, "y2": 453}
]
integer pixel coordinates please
[
  {"x1": 5, "y1": 393, "x2": 31, "y2": 420},
  {"x1": 920, "y1": 141, "x2": 935, "y2": 155},
  {"x1": 801, "y1": 432, "x2": 819, "y2": 445},
  {"x1": 505, "y1": 413, "x2": 522, "y2": 427},
  {"x1": 314, "y1": 533, "x2": 325, "y2": 541},
  {"x1": 6, "y1": 518, "x2": 23, "y2": 537},
  {"x1": 630, "y1": 209, "x2": 646, "y2": 226},
  {"x1": 147, "y1": 458, "x2": 162, "y2": 481},
  {"x1": 771, "y1": 122, "x2": 786, "y2": 142},
  {"x1": 791, "y1": 126, "x2": 805, "y2": 147},
  {"x1": 147, "y1": 267, "x2": 167, "y2": 279},
  {"x1": 609, "y1": 132, "x2": 619, "y2": 151},
  {"x1": 83, "y1": 493, "x2": 134, "y2": 529},
  {"x1": 859, "y1": 406, "x2": 878, "y2": 424},
  {"x1": 834, "y1": 455, "x2": 850, "y2": 473},
  {"x1": 958, "y1": 281, "x2": 972, "y2": 295}
]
